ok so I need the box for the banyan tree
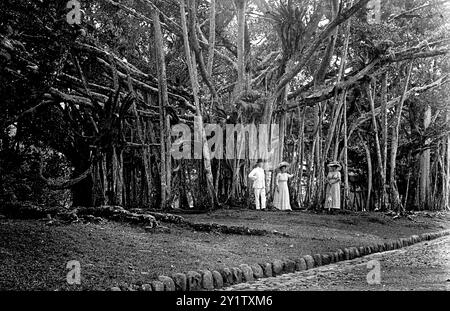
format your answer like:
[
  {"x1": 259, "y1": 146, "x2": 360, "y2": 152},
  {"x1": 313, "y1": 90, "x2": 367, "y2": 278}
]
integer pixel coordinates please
[{"x1": 1, "y1": 0, "x2": 450, "y2": 211}]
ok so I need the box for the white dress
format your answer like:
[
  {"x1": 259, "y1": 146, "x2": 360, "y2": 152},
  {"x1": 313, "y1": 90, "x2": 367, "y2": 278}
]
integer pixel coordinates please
[
  {"x1": 273, "y1": 172, "x2": 293, "y2": 211},
  {"x1": 325, "y1": 171, "x2": 341, "y2": 209}
]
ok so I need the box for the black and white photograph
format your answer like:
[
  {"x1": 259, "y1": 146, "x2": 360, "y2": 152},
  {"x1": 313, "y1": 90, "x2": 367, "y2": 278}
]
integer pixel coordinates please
[{"x1": 1, "y1": 0, "x2": 450, "y2": 305}]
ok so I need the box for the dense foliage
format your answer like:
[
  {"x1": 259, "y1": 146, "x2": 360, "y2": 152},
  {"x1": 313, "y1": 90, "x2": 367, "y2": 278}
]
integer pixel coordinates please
[{"x1": 0, "y1": 0, "x2": 449, "y2": 211}]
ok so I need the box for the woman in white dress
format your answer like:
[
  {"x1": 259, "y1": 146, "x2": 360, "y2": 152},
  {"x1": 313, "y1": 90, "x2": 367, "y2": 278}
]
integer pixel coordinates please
[
  {"x1": 273, "y1": 162, "x2": 294, "y2": 211},
  {"x1": 325, "y1": 161, "x2": 342, "y2": 211}
]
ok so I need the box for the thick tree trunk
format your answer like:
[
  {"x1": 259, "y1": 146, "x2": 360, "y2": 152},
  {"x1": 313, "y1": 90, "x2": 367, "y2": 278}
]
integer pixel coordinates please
[
  {"x1": 367, "y1": 82, "x2": 385, "y2": 210},
  {"x1": 343, "y1": 89, "x2": 350, "y2": 209},
  {"x1": 71, "y1": 173, "x2": 94, "y2": 207},
  {"x1": 207, "y1": 0, "x2": 216, "y2": 78},
  {"x1": 152, "y1": 8, "x2": 171, "y2": 209},
  {"x1": 446, "y1": 110, "x2": 450, "y2": 210},
  {"x1": 380, "y1": 72, "x2": 389, "y2": 210},
  {"x1": 180, "y1": 0, "x2": 218, "y2": 208},
  {"x1": 234, "y1": 0, "x2": 247, "y2": 97},
  {"x1": 417, "y1": 104, "x2": 432, "y2": 209},
  {"x1": 359, "y1": 133, "x2": 372, "y2": 211},
  {"x1": 390, "y1": 62, "x2": 413, "y2": 212},
  {"x1": 297, "y1": 107, "x2": 305, "y2": 208}
]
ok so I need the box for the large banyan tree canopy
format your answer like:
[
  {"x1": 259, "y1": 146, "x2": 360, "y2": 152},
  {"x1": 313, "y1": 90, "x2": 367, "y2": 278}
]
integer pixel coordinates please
[{"x1": 1, "y1": 0, "x2": 450, "y2": 211}]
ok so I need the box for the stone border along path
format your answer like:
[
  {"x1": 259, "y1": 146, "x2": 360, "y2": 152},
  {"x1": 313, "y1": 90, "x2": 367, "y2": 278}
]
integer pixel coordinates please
[{"x1": 111, "y1": 229, "x2": 450, "y2": 291}]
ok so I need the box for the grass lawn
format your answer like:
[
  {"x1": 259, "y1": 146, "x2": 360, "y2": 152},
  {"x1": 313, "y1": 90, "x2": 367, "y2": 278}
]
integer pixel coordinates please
[{"x1": 1, "y1": 209, "x2": 449, "y2": 290}]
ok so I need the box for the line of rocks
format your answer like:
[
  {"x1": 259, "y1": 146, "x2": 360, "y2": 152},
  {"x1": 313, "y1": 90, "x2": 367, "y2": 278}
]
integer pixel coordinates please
[{"x1": 112, "y1": 229, "x2": 450, "y2": 291}]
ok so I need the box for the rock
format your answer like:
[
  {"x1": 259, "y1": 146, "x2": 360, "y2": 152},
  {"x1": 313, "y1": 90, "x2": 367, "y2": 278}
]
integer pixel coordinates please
[
  {"x1": 313, "y1": 254, "x2": 322, "y2": 266},
  {"x1": 239, "y1": 264, "x2": 254, "y2": 282},
  {"x1": 343, "y1": 248, "x2": 351, "y2": 260},
  {"x1": 331, "y1": 252, "x2": 338, "y2": 263},
  {"x1": 347, "y1": 248, "x2": 354, "y2": 260},
  {"x1": 336, "y1": 249, "x2": 345, "y2": 261},
  {"x1": 321, "y1": 254, "x2": 331, "y2": 265},
  {"x1": 219, "y1": 268, "x2": 233, "y2": 286},
  {"x1": 212, "y1": 270, "x2": 223, "y2": 289},
  {"x1": 271, "y1": 260, "x2": 283, "y2": 275},
  {"x1": 378, "y1": 243, "x2": 385, "y2": 252},
  {"x1": 303, "y1": 255, "x2": 315, "y2": 269},
  {"x1": 141, "y1": 284, "x2": 152, "y2": 291},
  {"x1": 158, "y1": 275, "x2": 175, "y2": 291},
  {"x1": 151, "y1": 280, "x2": 165, "y2": 291},
  {"x1": 231, "y1": 267, "x2": 243, "y2": 283},
  {"x1": 358, "y1": 246, "x2": 365, "y2": 256},
  {"x1": 295, "y1": 258, "x2": 307, "y2": 271},
  {"x1": 259, "y1": 263, "x2": 273, "y2": 277},
  {"x1": 352, "y1": 247, "x2": 360, "y2": 258},
  {"x1": 111, "y1": 286, "x2": 121, "y2": 291},
  {"x1": 199, "y1": 270, "x2": 214, "y2": 290},
  {"x1": 364, "y1": 246, "x2": 371, "y2": 255},
  {"x1": 171, "y1": 273, "x2": 187, "y2": 291},
  {"x1": 394, "y1": 240, "x2": 402, "y2": 249},
  {"x1": 186, "y1": 271, "x2": 202, "y2": 291},
  {"x1": 250, "y1": 264, "x2": 264, "y2": 279},
  {"x1": 371, "y1": 244, "x2": 379, "y2": 253},
  {"x1": 283, "y1": 259, "x2": 296, "y2": 273},
  {"x1": 411, "y1": 235, "x2": 420, "y2": 243}
]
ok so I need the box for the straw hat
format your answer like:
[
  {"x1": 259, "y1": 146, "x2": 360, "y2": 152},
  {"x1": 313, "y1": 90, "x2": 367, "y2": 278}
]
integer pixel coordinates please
[
  {"x1": 327, "y1": 161, "x2": 341, "y2": 169},
  {"x1": 278, "y1": 161, "x2": 290, "y2": 169}
]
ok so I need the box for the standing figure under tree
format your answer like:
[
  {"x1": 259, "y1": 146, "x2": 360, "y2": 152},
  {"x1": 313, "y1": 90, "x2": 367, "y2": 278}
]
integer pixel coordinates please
[
  {"x1": 273, "y1": 162, "x2": 294, "y2": 211},
  {"x1": 326, "y1": 161, "x2": 342, "y2": 211}
]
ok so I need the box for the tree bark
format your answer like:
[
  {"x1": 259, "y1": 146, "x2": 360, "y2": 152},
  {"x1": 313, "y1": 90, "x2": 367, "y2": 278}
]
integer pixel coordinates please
[
  {"x1": 446, "y1": 110, "x2": 450, "y2": 210},
  {"x1": 152, "y1": 7, "x2": 171, "y2": 209},
  {"x1": 207, "y1": 0, "x2": 216, "y2": 78},
  {"x1": 359, "y1": 133, "x2": 372, "y2": 211},
  {"x1": 367, "y1": 81, "x2": 385, "y2": 210},
  {"x1": 343, "y1": 89, "x2": 349, "y2": 209},
  {"x1": 180, "y1": 0, "x2": 218, "y2": 208},
  {"x1": 233, "y1": 0, "x2": 247, "y2": 98},
  {"x1": 380, "y1": 72, "x2": 389, "y2": 210},
  {"x1": 418, "y1": 104, "x2": 432, "y2": 209},
  {"x1": 389, "y1": 62, "x2": 413, "y2": 212}
]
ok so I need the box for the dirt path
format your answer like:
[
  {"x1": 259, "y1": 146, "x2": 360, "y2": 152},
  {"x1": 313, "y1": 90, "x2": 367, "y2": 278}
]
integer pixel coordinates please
[{"x1": 224, "y1": 236, "x2": 450, "y2": 291}]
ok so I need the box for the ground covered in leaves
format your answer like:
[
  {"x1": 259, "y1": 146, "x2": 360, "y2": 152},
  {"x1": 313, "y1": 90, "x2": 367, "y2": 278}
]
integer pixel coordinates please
[{"x1": 0, "y1": 209, "x2": 449, "y2": 290}]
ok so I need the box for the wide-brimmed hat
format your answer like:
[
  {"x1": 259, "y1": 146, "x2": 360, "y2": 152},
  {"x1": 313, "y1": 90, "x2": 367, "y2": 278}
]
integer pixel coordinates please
[
  {"x1": 327, "y1": 161, "x2": 341, "y2": 169},
  {"x1": 278, "y1": 161, "x2": 290, "y2": 169}
]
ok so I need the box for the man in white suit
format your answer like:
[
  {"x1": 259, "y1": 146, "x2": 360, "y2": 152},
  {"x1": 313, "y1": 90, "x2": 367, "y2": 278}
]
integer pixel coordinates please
[{"x1": 248, "y1": 159, "x2": 266, "y2": 210}]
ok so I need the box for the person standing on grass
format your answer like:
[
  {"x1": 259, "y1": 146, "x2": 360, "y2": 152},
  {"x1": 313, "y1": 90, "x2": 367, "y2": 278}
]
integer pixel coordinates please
[
  {"x1": 248, "y1": 159, "x2": 266, "y2": 210},
  {"x1": 273, "y1": 162, "x2": 294, "y2": 211},
  {"x1": 325, "y1": 161, "x2": 342, "y2": 211}
]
